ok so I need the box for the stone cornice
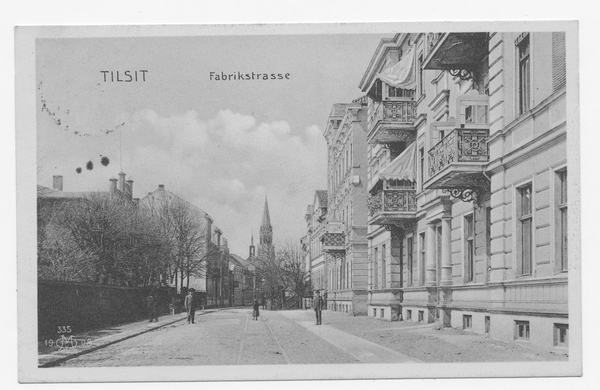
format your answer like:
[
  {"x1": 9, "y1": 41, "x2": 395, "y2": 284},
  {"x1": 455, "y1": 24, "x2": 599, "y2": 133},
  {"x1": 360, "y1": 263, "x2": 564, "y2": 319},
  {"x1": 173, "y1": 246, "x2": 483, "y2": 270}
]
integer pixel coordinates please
[
  {"x1": 486, "y1": 123, "x2": 566, "y2": 175},
  {"x1": 488, "y1": 88, "x2": 566, "y2": 145}
]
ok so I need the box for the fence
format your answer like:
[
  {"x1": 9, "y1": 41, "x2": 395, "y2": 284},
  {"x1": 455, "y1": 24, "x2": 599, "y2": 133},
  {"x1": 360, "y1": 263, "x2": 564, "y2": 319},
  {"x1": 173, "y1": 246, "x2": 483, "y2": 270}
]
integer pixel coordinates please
[{"x1": 37, "y1": 280, "x2": 176, "y2": 339}]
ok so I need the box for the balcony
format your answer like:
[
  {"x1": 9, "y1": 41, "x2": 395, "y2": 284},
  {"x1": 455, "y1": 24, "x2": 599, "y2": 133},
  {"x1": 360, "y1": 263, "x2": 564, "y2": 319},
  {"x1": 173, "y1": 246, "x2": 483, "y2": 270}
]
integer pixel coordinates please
[
  {"x1": 424, "y1": 33, "x2": 489, "y2": 84},
  {"x1": 367, "y1": 100, "x2": 417, "y2": 145},
  {"x1": 424, "y1": 128, "x2": 490, "y2": 201},
  {"x1": 368, "y1": 188, "x2": 417, "y2": 226},
  {"x1": 321, "y1": 221, "x2": 346, "y2": 253}
]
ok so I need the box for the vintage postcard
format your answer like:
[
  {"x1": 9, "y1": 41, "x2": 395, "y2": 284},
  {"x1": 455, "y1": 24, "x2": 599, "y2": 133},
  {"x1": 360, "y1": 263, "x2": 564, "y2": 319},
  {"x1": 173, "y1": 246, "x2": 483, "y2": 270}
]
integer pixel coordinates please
[{"x1": 16, "y1": 21, "x2": 581, "y2": 382}]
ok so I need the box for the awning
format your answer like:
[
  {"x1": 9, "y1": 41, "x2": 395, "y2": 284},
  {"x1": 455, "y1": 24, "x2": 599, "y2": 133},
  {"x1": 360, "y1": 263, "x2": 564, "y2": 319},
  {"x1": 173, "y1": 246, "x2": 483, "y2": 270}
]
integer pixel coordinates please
[
  {"x1": 379, "y1": 142, "x2": 417, "y2": 182},
  {"x1": 375, "y1": 47, "x2": 417, "y2": 90}
]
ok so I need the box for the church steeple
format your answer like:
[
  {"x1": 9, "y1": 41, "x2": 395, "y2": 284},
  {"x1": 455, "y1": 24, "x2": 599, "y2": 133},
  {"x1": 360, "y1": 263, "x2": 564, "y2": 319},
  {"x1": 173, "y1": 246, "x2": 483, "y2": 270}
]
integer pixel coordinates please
[
  {"x1": 260, "y1": 196, "x2": 273, "y2": 247},
  {"x1": 261, "y1": 196, "x2": 272, "y2": 229},
  {"x1": 258, "y1": 196, "x2": 274, "y2": 259}
]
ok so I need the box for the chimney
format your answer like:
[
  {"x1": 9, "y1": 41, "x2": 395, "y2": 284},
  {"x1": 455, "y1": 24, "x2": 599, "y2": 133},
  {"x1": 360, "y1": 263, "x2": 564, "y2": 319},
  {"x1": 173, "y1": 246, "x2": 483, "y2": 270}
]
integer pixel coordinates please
[
  {"x1": 118, "y1": 171, "x2": 126, "y2": 192},
  {"x1": 52, "y1": 175, "x2": 63, "y2": 191},
  {"x1": 126, "y1": 179, "x2": 134, "y2": 199},
  {"x1": 158, "y1": 184, "x2": 165, "y2": 190},
  {"x1": 109, "y1": 177, "x2": 117, "y2": 193}
]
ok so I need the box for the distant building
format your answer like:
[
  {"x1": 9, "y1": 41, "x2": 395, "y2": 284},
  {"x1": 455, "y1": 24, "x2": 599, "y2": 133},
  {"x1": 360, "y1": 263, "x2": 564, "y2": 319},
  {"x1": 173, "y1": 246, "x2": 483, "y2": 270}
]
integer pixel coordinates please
[
  {"x1": 229, "y1": 253, "x2": 256, "y2": 306},
  {"x1": 321, "y1": 100, "x2": 370, "y2": 315},
  {"x1": 303, "y1": 190, "x2": 329, "y2": 297},
  {"x1": 37, "y1": 171, "x2": 140, "y2": 284}
]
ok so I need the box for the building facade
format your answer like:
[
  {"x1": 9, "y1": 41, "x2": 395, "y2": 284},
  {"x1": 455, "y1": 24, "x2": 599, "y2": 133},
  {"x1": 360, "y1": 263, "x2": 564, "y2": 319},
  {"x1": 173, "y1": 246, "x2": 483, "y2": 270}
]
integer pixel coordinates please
[
  {"x1": 321, "y1": 101, "x2": 370, "y2": 315},
  {"x1": 303, "y1": 190, "x2": 329, "y2": 300},
  {"x1": 357, "y1": 32, "x2": 568, "y2": 350}
]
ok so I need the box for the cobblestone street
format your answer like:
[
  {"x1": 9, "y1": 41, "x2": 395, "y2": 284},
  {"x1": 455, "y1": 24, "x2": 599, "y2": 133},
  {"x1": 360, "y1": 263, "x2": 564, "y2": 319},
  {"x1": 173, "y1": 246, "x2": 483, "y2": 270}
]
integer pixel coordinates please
[{"x1": 53, "y1": 308, "x2": 567, "y2": 367}]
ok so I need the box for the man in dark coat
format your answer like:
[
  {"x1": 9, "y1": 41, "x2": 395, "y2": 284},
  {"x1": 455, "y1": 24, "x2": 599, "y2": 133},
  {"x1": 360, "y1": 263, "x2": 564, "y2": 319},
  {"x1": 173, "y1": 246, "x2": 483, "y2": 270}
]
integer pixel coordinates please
[
  {"x1": 314, "y1": 291, "x2": 323, "y2": 325},
  {"x1": 252, "y1": 299, "x2": 260, "y2": 320},
  {"x1": 147, "y1": 292, "x2": 159, "y2": 323},
  {"x1": 184, "y1": 288, "x2": 197, "y2": 324}
]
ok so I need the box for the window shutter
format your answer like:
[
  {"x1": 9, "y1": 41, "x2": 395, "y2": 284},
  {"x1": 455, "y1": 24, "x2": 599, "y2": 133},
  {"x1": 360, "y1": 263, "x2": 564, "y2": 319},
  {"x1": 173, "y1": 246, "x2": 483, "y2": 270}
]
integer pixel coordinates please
[{"x1": 552, "y1": 32, "x2": 567, "y2": 92}]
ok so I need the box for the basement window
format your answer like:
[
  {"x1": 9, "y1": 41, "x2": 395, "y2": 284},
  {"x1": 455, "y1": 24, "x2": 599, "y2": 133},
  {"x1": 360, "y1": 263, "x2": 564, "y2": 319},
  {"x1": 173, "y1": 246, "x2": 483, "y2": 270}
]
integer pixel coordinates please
[
  {"x1": 463, "y1": 315, "x2": 473, "y2": 330},
  {"x1": 554, "y1": 324, "x2": 569, "y2": 347},
  {"x1": 515, "y1": 320, "x2": 530, "y2": 340}
]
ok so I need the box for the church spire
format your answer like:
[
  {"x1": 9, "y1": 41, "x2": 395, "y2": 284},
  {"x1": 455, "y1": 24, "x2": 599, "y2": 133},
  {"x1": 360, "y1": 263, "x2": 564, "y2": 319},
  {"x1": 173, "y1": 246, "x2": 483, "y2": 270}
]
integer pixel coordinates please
[
  {"x1": 259, "y1": 196, "x2": 273, "y2": 249},
  {"x1": 261, "y1": 196, "x2": 272, "y2": 229}
]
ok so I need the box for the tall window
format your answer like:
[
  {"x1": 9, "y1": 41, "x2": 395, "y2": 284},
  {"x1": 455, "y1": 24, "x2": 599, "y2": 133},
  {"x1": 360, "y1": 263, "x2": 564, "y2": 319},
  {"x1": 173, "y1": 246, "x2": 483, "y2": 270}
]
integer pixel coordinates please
[
  {"x1": 517, "y1": 33, "x2": 531, "y2": 115},
  {"x1": 373, "y1": 247, "x2": 379, "y2": 290},
  {"x1": 486, "y1": 206, "x2": 492, "y2": 281},
  {"x1": 407, "y1": 237, "x2": 414, "y2": 287},
  {"x1": 518, "y1": 184, "x2": 533, "y2": 275},
  {"x1": 419, "y1": 147, "x2": 425, "y2": 191},
  {"x1": 558, "y1": 170, "x2": 568, "y2": 271},
  {"x1": 381, "y1": 244, "x2": 387, "y2": 288},
  {"x1": 418, "y1": 54, "x2": 424, "y2": 97},
  {"x1": 347, "y1": 260, "x2": 351, "y2": 289},
  {"x1": 465, "y1": 214, "x2": 475, "y2": 282},
  {"x1": 419, "y1": 232, "x2": 426, "y2": 286}
]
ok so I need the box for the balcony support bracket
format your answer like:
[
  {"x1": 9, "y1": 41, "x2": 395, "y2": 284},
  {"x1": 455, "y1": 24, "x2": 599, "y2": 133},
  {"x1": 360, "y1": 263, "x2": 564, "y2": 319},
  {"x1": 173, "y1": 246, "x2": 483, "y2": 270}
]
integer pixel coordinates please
[{"x1": 442, "y1": 181, "x2": 489, "y2": 207}]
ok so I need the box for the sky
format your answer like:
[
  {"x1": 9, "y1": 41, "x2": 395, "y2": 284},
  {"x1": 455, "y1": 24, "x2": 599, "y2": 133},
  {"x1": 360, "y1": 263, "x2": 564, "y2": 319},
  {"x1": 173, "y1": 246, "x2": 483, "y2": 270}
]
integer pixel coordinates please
[{"x1": 36, "y1": 33, "x2": 390, "y2": 256}]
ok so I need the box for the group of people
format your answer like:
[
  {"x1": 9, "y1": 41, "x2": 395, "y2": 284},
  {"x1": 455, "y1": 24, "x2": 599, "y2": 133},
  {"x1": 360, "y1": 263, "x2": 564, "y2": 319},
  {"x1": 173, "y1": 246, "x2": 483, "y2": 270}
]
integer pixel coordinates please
[
  {"x1": 148, "y1": 289, "x2": 325, "y2": 326},
  {"x1": 146, "y1": 289, "x2": 199, "y2": 324}
]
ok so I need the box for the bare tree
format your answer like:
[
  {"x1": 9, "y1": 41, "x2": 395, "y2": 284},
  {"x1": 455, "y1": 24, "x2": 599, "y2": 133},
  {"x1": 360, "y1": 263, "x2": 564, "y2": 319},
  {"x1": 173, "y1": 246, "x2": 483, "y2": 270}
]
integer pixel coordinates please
[
  {"x1": 42, "y1": 192, "x2": 171, "y2": 286},
  {"x1": 146, "y1": 194, "x2": 211, "y2": 291},
  {"x1": 278, "y1": 240, "x2": 310, "y2": 309},
  {"x1": 253, "y1": 248, "x2": 285, "y2": 309}
]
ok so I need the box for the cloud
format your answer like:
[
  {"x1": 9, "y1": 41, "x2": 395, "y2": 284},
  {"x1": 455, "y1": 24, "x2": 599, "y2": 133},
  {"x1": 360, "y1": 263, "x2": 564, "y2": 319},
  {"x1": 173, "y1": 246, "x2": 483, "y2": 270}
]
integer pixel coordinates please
[{"x1": 121, "y1": 109, "x2": 327, "y2": 255}]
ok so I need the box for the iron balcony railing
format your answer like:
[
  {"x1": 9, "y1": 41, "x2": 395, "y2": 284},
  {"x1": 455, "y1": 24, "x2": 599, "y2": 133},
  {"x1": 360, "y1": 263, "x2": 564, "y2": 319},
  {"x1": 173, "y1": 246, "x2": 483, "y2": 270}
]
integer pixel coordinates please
[
  {"x1": 368, "y1": 188, "x2": 417, "y2": 218},
  {"x1": 367, "y1": 100, "x2": 417, "y2": 131},
  {"x1": 428, "y1": 128, "x2": 490, "y2": 178},
  {"x1": 321, "y1": 221, "x2": 345, "y2": 251}
]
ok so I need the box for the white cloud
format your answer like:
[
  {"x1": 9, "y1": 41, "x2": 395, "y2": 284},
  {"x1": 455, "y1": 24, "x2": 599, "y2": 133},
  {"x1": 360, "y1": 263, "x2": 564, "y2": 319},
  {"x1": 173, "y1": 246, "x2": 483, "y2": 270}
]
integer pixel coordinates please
[{"x1": 121, "y1": 109, "x2": 327, "y2": 256}]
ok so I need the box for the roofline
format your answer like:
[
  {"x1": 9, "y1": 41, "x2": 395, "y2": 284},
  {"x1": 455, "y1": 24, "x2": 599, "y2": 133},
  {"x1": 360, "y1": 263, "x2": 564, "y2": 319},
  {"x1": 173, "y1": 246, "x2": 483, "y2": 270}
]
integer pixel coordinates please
[{"x1": 358, "y1": 33, "x2": 410, "y2": 92}]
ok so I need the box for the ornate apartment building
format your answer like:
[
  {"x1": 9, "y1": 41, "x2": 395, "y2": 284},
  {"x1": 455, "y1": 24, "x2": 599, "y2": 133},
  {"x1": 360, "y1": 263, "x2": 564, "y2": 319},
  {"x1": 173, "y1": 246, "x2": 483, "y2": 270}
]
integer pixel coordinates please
[
  {"x1": 303, "y1": 190, "x2": 329, "y2": 298},
  {"x1": 357, "y1": 32, "x2": 568, "y2": 350},
  {"x1": 320, "y1": 101, "x2": 370, "y2": 315}
]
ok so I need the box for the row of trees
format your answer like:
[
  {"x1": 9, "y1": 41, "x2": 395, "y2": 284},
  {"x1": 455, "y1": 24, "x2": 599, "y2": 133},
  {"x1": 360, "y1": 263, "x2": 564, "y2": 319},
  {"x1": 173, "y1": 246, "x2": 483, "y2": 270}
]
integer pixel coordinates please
[
  {"x1": 37, "y1": 189, "x2": 313, "y2": 308},
  {"x1": 37, "y1": 191, "x2": 215, "y2": 288}
]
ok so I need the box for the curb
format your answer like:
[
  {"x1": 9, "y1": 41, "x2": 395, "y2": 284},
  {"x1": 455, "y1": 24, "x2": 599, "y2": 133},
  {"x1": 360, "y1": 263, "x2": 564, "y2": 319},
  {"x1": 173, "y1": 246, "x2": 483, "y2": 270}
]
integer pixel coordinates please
[{"x1": 38, "y1": 310, "x2": 216, "y2": 368}]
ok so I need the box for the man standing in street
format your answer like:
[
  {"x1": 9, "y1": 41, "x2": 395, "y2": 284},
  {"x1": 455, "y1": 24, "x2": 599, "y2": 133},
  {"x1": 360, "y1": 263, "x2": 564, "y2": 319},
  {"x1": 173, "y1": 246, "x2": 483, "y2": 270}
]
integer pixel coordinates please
[
  {"x1": 147, "y1": 291, "x2": 159, "y2": 323},
  {"x1": 184, "y1": 288, "x2": 197, "y2": 324},
  {"x1": 314, "y1": 290, "x2": 323, "y2": 325}
]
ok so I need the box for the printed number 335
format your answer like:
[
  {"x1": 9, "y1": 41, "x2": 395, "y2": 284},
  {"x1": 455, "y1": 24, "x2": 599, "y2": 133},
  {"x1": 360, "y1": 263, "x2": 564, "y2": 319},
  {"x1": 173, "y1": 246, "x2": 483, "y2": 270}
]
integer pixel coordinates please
[{"x1": 57, "y1": 326, "x2": 72, "y2": 333}]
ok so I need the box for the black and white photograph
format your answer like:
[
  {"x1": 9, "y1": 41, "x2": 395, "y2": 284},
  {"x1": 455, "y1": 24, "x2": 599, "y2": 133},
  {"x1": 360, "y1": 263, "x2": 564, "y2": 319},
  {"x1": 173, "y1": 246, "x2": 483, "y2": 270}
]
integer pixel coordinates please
[{"x1": 12, "y1": 14, "x2": 584, "y2": 385}]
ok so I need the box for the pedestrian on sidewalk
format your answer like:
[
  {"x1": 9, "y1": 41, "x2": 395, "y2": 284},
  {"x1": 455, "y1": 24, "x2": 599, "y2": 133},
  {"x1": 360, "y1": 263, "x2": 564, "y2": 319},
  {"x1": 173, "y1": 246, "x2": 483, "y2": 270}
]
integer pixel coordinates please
[
  {"x1": 252, "y1": 299, "x2": 260, "y2": 320},
  {"x1": 314, "y1": 290, "x2": 323, "y2": 325},
  {"x1": 185, "y1": 288, "x2": 197, "y2": 324},
  {"x1": 147, "y1": 291, "x2": 159, "y2": 323}
]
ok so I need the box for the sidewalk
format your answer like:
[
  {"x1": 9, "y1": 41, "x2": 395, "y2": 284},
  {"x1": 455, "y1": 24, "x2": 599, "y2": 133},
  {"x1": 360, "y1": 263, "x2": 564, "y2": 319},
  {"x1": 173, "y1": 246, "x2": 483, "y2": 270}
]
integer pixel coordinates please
[
  {"x1": 316, "y1": 310, "x2": 569, "y2": 363},
  {"x1": 38, "y1": 309, "x2": 215, "y2": 367}
]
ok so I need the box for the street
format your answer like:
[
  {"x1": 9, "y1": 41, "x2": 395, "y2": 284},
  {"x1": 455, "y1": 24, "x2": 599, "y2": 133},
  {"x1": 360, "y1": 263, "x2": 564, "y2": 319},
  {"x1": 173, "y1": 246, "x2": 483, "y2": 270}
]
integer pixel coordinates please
[{"x1": 56, "y1": 308, "x2": 567, "y2": 367}]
